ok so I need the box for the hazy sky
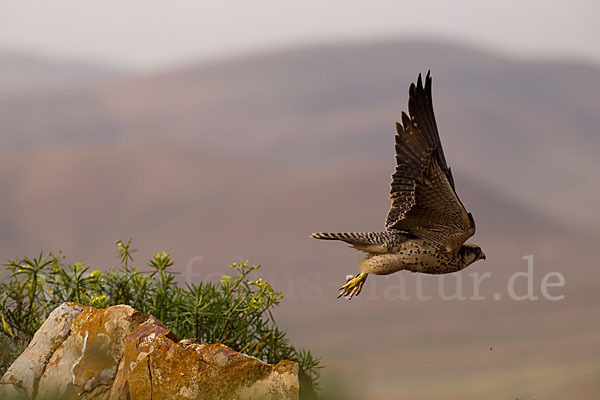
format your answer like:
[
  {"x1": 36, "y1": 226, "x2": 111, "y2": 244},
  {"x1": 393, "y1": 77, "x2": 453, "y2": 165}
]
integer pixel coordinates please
[{"x1": 1, "y1": 0, "x2": 599, "y2": 70}]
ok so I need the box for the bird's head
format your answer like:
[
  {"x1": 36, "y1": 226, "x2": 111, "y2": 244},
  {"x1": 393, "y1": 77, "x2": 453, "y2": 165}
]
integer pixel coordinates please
[{"x1": 459, "y1": 243, "x2": 486, "y2": 266}]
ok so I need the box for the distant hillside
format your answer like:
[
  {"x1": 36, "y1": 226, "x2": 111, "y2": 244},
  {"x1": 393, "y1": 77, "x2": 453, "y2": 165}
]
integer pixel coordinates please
[
  {"x1": 0, "y1": 40, "x2": 598, "y2": 231},
  {"x1": 0, "y1": 51, "x2": 122, "y2": 98}
]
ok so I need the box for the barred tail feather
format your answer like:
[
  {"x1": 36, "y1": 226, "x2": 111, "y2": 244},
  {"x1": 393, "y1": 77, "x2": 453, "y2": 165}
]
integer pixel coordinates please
[
  {"x1": 311, "y1": 232, "x2": 357, "y2": 241},
  {"x1": 310, "y1": 232, "x2": 388, "y2": 253}
]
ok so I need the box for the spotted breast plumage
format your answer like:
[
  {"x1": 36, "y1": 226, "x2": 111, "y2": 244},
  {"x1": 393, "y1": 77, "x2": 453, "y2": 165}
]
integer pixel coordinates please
[{"x1": 311, "y1": 72, "x2": 486, "y2": 299}]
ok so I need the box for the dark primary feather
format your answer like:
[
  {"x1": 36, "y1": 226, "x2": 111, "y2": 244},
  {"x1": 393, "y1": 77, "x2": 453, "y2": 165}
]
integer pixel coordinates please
[
  {"x1": 385, "y1": 72, "x2": 475, "y2": 252},
  {"x1": 407, "y1": 72, "x2": 454, "y2": 188}
]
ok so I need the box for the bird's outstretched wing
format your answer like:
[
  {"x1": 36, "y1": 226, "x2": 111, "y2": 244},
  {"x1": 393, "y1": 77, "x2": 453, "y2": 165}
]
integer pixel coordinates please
[{"x1": 385, "y1": 72, "x2": 475, "y2": 253}]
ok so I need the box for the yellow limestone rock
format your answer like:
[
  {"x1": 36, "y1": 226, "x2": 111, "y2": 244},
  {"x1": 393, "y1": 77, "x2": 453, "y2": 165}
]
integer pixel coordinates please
[
  {"x1": 36, "y1": 304, "x2": 146, "y2": 399},
  {"x1": 0, "y1": 303, "x2": 316, "y2": 400}
]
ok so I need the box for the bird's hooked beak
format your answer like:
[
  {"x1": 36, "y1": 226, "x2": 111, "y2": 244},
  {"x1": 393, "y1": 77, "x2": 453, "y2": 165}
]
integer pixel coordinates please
[{"x1": 479, "y1": 252, "x2": 487, "y2": 261}]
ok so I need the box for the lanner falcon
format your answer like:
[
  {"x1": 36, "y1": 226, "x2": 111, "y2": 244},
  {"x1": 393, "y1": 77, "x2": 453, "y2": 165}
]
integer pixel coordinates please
[{"x1": 312, "y1": 72, "x2": 486, "y2": 299}]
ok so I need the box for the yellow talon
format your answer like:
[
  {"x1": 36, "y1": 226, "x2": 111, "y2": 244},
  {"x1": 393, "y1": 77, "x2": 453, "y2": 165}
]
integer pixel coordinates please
[{"x1": 338, "y1": 272, "x2": 368, "y2": 299}]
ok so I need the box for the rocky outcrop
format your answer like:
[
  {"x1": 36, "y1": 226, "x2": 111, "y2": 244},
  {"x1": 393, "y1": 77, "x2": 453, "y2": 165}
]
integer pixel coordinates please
[{"x1": 0, "y1": 303, "x2": 315, "y2": 400}]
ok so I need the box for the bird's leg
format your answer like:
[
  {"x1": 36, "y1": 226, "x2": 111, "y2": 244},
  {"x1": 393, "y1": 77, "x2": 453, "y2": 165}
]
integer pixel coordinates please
[{"x1": 338, "y1": 272, "x2": 368, "y2": 299}]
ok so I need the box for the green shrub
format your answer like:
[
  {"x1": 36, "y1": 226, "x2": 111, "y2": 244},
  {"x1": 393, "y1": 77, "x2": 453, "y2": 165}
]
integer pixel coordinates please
[{"x1": 0, "y1": 238, "x2": 322, "y2": 392}]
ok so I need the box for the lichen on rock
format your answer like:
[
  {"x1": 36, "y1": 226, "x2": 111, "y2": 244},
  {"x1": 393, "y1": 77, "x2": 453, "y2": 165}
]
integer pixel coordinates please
[{"x1": 0, "y1": 303, "x2": 315, "y2": 400}]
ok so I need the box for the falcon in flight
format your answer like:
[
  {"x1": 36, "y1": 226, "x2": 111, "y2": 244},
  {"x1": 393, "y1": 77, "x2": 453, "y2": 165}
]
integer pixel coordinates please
[{"x1": 312, "y1": 72, "x2": 485, "y2": 299}]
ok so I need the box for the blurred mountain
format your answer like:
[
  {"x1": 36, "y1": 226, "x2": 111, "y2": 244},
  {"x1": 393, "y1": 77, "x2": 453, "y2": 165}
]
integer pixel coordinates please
[
  {"x1": 0, "y1": 51, "x2": 122, "y2": 98},
  {"x1": 1, "y1": 41, "x2": 598, "y2": 231},
  {"x1": 0, "y1": 40, "x2": 599, "y2": 399}
]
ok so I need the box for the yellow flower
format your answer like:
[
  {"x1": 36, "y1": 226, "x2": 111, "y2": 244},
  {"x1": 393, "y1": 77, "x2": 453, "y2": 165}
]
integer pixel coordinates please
[
  {"x1": 154, "y1": 251, "x2": 170, "y2": 262},
  {"x1": 87, "y1": 270, "x2": 100, "y2": 279}
]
